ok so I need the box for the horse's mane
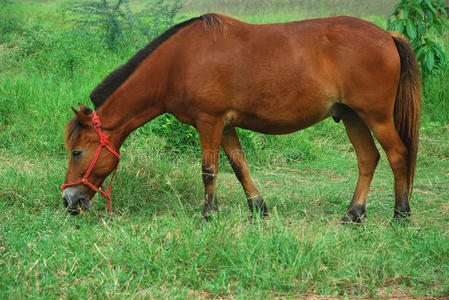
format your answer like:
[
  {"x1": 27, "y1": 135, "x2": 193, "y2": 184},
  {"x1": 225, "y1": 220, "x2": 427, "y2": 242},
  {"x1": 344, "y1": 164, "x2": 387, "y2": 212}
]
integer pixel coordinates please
[{"x1": 89, "y1": 13, "x2": 225, "y2": 109}]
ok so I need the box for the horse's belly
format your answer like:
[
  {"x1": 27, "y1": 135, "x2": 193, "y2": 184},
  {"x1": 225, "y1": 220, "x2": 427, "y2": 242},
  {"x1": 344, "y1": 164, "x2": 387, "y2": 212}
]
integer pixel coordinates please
[{"x1": 229, "y1": 102, "x2": 331, "y2": 134}]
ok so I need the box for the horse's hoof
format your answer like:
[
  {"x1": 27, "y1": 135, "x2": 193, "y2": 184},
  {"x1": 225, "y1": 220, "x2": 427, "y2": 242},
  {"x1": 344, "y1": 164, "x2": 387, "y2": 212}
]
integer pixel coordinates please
[
  {"x1": 252, "y1": 196, "x2": 268, "y2": 217},
  {"x1": 394, "y1": 209, "x2": 411, "y2": 219},
  {"x1": 202, "y1": 206, "x2": 219, "y2": 222},
  {"x1": 341, "y1": 214, "x2": 365, "y2": 224},
  {"x1": 341, "y1": 205, "x2": 366, "y2": 224},
  {"x1": 392, "y1": 210, "x2": 411, "y2": 225}
]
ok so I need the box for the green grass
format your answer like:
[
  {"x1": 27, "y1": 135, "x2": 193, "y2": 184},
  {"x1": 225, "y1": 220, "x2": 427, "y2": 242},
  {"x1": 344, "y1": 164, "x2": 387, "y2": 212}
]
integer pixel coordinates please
[{"x1": 1, "y1": 0, "x2": 449, "y2": 298}]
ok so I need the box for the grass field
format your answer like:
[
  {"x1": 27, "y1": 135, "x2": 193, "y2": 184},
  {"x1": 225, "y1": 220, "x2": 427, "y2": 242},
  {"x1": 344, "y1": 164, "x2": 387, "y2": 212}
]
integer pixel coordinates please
[{"x1": 1, "y1": 0, "x2": 449, "y2": 298}]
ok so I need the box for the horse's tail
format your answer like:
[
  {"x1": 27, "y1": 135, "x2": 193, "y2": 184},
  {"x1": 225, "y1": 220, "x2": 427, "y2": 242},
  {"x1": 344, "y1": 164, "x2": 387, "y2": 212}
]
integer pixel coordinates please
[{"x1": 390, "y1": 31, "x2": 422, "y2": 195}]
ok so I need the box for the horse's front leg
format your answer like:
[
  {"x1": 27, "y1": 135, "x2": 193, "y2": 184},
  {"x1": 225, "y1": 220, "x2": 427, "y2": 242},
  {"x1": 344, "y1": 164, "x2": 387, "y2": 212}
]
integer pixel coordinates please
[{"x1": 196, "y1": 117, "x2": 224, "y2": 220}]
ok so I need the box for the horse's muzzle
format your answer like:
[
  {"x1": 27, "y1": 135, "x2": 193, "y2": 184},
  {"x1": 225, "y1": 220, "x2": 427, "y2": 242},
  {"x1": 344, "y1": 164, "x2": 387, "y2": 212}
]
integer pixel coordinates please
[{"x1": 62, "y1": 187, "x2": 91, "y2": 215}]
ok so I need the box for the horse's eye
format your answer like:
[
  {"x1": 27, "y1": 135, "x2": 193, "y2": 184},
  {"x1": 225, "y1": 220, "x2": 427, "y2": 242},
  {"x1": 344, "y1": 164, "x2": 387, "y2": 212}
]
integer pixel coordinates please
[{"x1": 72, "y1": 150, "x2": 83, "y2": 158}]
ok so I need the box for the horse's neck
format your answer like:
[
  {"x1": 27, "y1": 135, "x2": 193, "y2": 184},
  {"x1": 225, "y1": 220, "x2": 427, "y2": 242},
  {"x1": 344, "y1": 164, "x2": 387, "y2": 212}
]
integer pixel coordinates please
[{"x1": 96, "y1": 84, "x2": 164, "y2": 147}]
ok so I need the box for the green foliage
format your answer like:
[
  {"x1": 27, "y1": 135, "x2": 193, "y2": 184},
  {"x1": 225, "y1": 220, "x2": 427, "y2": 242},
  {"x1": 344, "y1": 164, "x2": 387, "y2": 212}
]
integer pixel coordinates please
[
  {"x1": 388, "y1": 0, "x2": 448, "y2": 74},
  {"x1": 67, "y1": 0, "x2": 134, "y2": 49},
  {"x1": 134, "y1": 0, "x2": 183, "y2": 46},
  {"x1": 135, "y1": 114, "x2": 200, "y2": 152},
  {"x1": 0, "y1": 17, "x2": 104, "y2": 76},
  {"x1": 0, "y1": 0, "x2": 9, "y2": 10},
  {"x1": 67, "y1": 0, "x2": 183, "y2": 50}
]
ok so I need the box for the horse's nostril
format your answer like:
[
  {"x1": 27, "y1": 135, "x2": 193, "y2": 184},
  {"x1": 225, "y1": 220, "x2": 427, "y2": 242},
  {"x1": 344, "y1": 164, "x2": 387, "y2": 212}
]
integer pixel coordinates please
[{"x1": 62, "y1": 195, "x2": 70, "y2": 207}]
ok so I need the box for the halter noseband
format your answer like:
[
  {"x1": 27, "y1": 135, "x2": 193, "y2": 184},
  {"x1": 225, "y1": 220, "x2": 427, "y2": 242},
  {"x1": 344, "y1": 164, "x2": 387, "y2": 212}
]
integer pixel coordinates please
[{"x1": 61, "y1": 111, "x2": 121, "y2": 215}]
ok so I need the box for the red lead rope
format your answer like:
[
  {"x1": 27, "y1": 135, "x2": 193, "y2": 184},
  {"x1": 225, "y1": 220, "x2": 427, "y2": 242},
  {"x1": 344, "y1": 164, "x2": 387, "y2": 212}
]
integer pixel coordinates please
[{"x1": 61, "y1": 111, "x2": 121, "y2": 215}]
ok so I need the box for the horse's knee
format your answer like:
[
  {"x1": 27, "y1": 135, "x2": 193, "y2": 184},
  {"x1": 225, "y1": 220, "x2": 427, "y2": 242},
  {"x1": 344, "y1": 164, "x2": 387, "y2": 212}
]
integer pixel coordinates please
[{"x1": 202, "y1": 164, "x2": 216, "y2": 185}]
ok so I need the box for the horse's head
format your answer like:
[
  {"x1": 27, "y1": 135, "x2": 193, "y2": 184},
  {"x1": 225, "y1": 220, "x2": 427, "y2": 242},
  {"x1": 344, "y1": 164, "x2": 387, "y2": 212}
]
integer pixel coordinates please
[{"x1": 62, "y1": 103, "x2": 120, "y2": 215}]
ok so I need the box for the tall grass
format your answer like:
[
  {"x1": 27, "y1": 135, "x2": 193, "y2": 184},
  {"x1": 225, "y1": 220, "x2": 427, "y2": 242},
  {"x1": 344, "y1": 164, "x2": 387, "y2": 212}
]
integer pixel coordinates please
[{"x1": 1, "y1": 0, "x2": 449, "y2": 298}]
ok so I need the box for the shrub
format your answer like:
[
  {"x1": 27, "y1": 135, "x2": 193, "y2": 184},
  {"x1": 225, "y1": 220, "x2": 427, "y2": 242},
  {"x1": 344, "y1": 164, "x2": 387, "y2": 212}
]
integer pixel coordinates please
[
  {"x1": 67, "y1": 0, "x2": 183, "y2": 50},
  {"x1": 0, "y1": 0, "x2": 10, "y2": 11},
  {"x1": 387, "y1": 0, "x2": 448, "y2": 74},
  {"x1": 135, "y1": 114, "x2": 199, "y2": 153},
  {"x1": 67, "y1": 0, "x2": 133, "y2": 50},
  {"x1": 133, "y1": 0, "x2": 183, "y2": 46}
]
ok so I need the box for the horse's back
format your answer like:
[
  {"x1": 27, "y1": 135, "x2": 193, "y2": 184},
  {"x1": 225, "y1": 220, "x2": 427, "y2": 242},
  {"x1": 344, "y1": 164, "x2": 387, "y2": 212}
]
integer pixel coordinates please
[{"x1": 162, "y1": 14, "x2": 400, "y2": 133}]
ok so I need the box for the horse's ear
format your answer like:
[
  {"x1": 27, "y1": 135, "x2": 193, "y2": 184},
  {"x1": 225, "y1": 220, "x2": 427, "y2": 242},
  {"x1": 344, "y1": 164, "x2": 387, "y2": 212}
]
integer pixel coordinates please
[
  {"x1": 78, "y1": 103, "x2": 92, "y2": 115},
  {"x1": 71, "y1": 107, "x2": 90, "y2": 126}
]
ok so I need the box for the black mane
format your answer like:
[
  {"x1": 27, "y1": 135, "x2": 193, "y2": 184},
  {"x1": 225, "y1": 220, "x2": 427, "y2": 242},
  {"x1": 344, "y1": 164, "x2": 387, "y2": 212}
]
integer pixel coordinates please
[{"x1": 90, "y1": 16, "x2": 204, "y2": 109}]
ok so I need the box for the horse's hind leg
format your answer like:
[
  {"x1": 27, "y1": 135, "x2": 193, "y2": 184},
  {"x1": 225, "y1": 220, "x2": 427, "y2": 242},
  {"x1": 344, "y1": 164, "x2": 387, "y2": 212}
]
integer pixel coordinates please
[
  {"x1": 365, "y1": 118, "x2": 411, "y2": 220},
  {"x1": 196, "y1": 118, "x2": 224, "y2": 220},
  {"x1": 341, "y1": 110, "x2": 380, "y2": 223},
  {"x1": 221, "y1": 128, "x2": 267, "y2": 216}
]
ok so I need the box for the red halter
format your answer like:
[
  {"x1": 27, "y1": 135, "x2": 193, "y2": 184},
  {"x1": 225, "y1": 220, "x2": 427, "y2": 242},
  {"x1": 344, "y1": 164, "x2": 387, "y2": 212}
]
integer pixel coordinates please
[{"x1": 61, "y1": 111, "x2": 121, "y2": 215}]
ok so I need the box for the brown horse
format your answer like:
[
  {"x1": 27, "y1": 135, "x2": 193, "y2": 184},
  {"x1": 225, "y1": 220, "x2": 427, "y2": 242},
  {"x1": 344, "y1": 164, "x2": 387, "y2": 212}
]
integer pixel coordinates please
[{"x1": 62, "y1": 13, "x2": 421, "y2": 222}]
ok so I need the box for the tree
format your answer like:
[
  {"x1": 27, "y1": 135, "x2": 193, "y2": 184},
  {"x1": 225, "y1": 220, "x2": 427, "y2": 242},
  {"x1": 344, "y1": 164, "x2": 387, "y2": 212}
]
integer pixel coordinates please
[{"x1": 387, "y1": 0, "x2": 448, "y2": 74}]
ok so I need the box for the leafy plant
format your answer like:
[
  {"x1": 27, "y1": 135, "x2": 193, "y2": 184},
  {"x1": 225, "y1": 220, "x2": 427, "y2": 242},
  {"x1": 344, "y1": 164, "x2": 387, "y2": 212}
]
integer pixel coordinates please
[
  {"x1": 387, "y1": 0, "x2": 448, "y2": 74},
  {"x1": 67, "y1": 0, "x2": 133, "y2": 50},
  {"x1": 134, "y1": 0, "x2": 183, "y2": 46},
  {"x1": 142, "y1": 114, "x2": 199, "y2": 151},
  {"x1": 67, "y1": 0, "x2": 183, "y2": 50},
  {"x1": 0, "y1": 0, "x2": 10, "y2": 11}
]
